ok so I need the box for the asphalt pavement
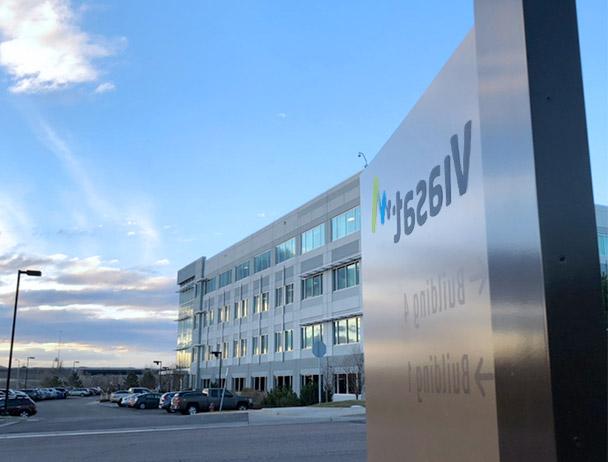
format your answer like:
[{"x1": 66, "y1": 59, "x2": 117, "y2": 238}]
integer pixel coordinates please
[{"x1": 0, "y1": 397, "x2": 367, "y2": 462}]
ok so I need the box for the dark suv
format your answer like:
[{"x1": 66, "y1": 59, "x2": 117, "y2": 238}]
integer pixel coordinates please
[
  {"x1": 171, "y1": 389, "x2": 252, "y2": 415},
  {"x1": 0, "y1": 395, "x2": 37, "y2": 417}
]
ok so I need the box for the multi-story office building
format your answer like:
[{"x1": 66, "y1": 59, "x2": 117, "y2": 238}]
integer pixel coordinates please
[
  {"x1": 176, "y1": 174, "x2": 363, "y2": 395},
  {"x1": 176, "y1": 172, "x2": 607, "y2": 394}
]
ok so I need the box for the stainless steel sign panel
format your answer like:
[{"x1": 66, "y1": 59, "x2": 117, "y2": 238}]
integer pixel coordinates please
[{"x1": 361, "y1": 31, "x2": 500, "y2": 462}]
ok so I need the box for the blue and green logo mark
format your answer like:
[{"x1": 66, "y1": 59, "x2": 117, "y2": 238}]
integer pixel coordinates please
[{"x1": 370, "y1": 120, "x2": 472, "y2": 243}]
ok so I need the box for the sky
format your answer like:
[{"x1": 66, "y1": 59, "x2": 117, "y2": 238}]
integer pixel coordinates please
[{"x1": 0, "y1": 0, "x2": 606, "y2": 369}]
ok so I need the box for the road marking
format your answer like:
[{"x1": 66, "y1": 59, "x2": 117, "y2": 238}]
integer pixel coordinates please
[
  {"x1": 0, "y1": 422, "x2": 246, "y2": 440},
  {"x1": 0, "y1": 420, "x2": 21, "y2": 428}
]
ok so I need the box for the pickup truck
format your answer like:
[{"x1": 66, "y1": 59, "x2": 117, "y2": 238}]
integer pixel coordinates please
[{"x1": 171, "y1": 388, "x2": 252, "y2": 415}]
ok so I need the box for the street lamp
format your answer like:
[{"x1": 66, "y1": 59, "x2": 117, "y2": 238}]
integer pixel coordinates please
[
  {"x1": 24, "y1": 357, "x2": 35, "y2": 388},
  {"x1": 210, "y1": 350, "x2": 222, "y2": 388},
  {"x1": 153, "y1": 360, "x2": 162, "y2": 391},
  {"x1": 357, "y1": 152, "x2": 368, "y2": 168},
  {"x1": 72, "y1": 360, "x2": 80, "y2": 371},
  {"x1": 4, "y1": 269, "x2": 41, "y2": 414}
]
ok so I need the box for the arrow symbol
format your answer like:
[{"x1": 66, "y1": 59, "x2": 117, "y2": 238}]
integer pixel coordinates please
[
  {"x1": 469, "y1": 272, "x2": 487, "y2": 294},
  {"x1": 475, "y1": 357, "x2": 494, "y2": 397}
]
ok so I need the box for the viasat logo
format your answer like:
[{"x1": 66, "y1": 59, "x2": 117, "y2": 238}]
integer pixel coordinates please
[{"x1": 370, "y1": 120, "x2": 473, "y2": 243}]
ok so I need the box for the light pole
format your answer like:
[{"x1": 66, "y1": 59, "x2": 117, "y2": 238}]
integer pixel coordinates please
[
  {"x1": 4, "y1": 269, "x2": 42, "y2": 414},
  {"x1": 153, "y1": 360, "x2": 162, "y2": 391},
  {"x1": 72, "y1": 360, "x2": 79, "y2": 371},
  {"x1": 357, "y1": 152, "x2": 368, "y2": 168},
  {"x1": 24, "y1": 357, "x2": 35, "y2": 388},
  {"x1": 210, "y1": 350, "x2": 222, "y2": 388}
]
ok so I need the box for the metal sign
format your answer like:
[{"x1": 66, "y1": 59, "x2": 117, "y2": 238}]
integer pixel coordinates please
[
  {"x1": 312, "y1": 339, "x2": 326, "y2": 358},
  {"x1": 360, "y1": 1, "x2": 606, "y2": 461}
]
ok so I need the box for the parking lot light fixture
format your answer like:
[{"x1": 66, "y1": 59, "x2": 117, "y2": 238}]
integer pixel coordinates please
[
  {"x1": 24, "y1": 356, "x2": 35, "y2": 388},
  {"x1": 153, "y1": 360, "x2": 162, "y2": 391},
  {"x1": 4, "y1": 269, "x2": 42, "y2": 414}
]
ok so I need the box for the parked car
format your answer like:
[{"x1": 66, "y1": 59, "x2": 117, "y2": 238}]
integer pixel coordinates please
[
  {"x1": 110, "y1": 390, "x2": 130, "y2": 404},
  {"x1": 119, "y1": 393, "x2": 140, "y2": 407},
  {"x1": 158, "y1": 392, "x2": 176, "y2": 413},
  {"x1": 132, "y1": 393, "x2": 162, "y2": 409},
  {"x1": 34, "y1": 388, "x2": 51, "y2": 400},
  {"x1": 68, "y1": 388, "x2": 90, "y2": 397},
  {"x1": 0, "y1": 395, "x2": 37, "y2": 417},
  {"x1": 125, "y1": 393, "x2": 144, "y2": 408},
  {"x1": 53, "y1": 388, "x2": 69, "y2": 399},
  {"x1": 127, "y1": 387, "x2": 151, "y2": 394},
  {"x1": 171, "y1": 389, "x2": 252, "y2": 415},
  {"x1": 19, "y1": 389, "x2": 41, "y2": 401}
]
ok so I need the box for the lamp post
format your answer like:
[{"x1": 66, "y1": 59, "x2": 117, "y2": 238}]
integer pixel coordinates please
[
  {"x1": 4, "y1": 269, "x2": 42, "y2": 414},
  {"x1": 210, "y1": 350, "x2": 222, "y2": 388},
  {"x1": 153, "y1": 360, "x2": 162, "y2": 391},
  {"x1": 357, "y1": 152, "x2": 368, "y2": 168},
  {"x1": 72, "y1": 360, "x2": 79, "y2": 371},
  {"x1": 24, "y1": 357, "x2": 35, "y2": 388}
]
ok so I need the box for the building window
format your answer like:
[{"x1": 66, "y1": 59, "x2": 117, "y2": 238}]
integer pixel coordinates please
[
  {"x1": 275, "y1": 375, "x2": 293, "y2": 389},
  {"x1": 201, "y1": 345, "x2": 206, "y2": 362},
  {"x1": 275, "y1": 287, "x2": 283, "y2": 307},
  {"x1": 302, "y1": 274, "x2": 323, "y2": 299},
  {"x1": 252, "y1": 336, "x2": 259, "y2": 355},
  {"x1": 261, "y1": 334, "x2": 268, "y2": 354},
  {"x1": 276, "y1": 237, "x2": 296, "y2": 263},
  {"x1": 254, "y1": 250, "x2": 271, "y2": 273},
  {"x1": 240, "y1": 338, "x2": 247, "y2": 357},
  {"x1": 301, "y1": 323, "x2": 323, "y2": 349},
  {"x1": 333, "y1": 316, "x2": 361, "y2": 345},
  {"x1": 233, "y1": 302, "x2": 240, "y2": 319},
  {"x1": 333, "y1": 261, "x2": 360, "y2": 291},
  {"x1": 222, "y1": 342, "x2": 229, "y2": 359},
  {"x1": 233, "y1": 377, "x2": 245, "y2": 392},
  {"x1": 235, "y1": 261, "x2": 250, "y2": 281},
  {"x1": 599, "y1": 233, "x2": 607, "y2": 257},
  {"x1": 274, "y1": 332, "x2": 283, "y2": 352},
  {"x1": 202, "y1": 378, "x2": 211, "y2": 388},
  {"x1": 252, "y1": 376, "x2": 267, "y2": 392},
  {"x1": 331, "y1": 206, "x2": 360, "y2": 241},
  {"x1": 202, "y1": 312, "x2": 207, "y2": 327},
  {"x1": 232, "y1": 340, "x2": 238, "y2": 358},
  {"x1": 253, "y1": 292, "x2": 269, "y2": 313},
  {"x1": 208, "y1": 309, "x2": 215, "y2": 325},
  {"x1": 218, "y1": 270, "x2": 232, "y2": 288},
  {"x1": 334, "y1": 373, "x2": 360, "y2": 394},
  {"x1": 301, "y1": 223, "x2": 325, "y2": 254},
  {"x1": 203, "y1": 277, "x2": 216, "y2": 294},
  {"x1": 218, "y1": 305, "x2": 230, "y2": 323},
  {"x1": 284, "y1": 329, "x2": 293, "y2": 351},
  {"x1": 285, "y1": 283, "x2": 294, "y2": 304}
]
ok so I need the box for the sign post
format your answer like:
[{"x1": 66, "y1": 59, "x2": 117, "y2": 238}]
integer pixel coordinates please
[
  {"x1": 360, "y1": 1, "x2": 606, "y2": 461},
  {"x1": 312, "y1": 339, "x2": 326, "y2": 404}
]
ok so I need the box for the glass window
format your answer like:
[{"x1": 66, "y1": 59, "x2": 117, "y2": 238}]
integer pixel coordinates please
[
  {"x1": 261, "y1": 292, "x2": 269, "y2": 311},
  {"x1": 240, "y1": 339, "x2": 247, "y2": 357},
  {"x1": 241, "y1": 299, "x2": 248, "y2": 317},
  {"x1": 276, "y1": 237, "x2": 296, "y2": 263},
  {"x1": 253, "y1": 294, "x2": 260, "y2": 313},
  {"x1": 261, "y1": 335, "x2": 268, "y2": 354},
  {"x1": 598, "y1": 233, "x2": 607, "y2": 257},
  {"x1": 284, "y1": 329, "x2": 293, "y2": 351},
  {"x1": 333, "y1": 316, "x2": 361, "y2": 345},
  {"x1": 253, "y1": 336, "x2": 259, "y2": 355},
  {"x1": 204, "y1": 277, "x2": 216, "y2": 294},
  {"x1": 222, "y1": 342, "x2": 229, "y2": 359},
  {"x1": 285, "y1": 284, "x2": 294, "y2": 304},
  {"x1": 233, "y1": 302, "x2": 240, "y2": 319},
  {"x1": 208, "y1": 309, "x2": 215, "y2": 325},
  {"x1": 254, "y1": 250, "x2": 271, "y2": 273},
  {"x1": 301, "y1": 223, "x2": 325, "y2": 254},
  {"x1": 275, "y1": 287, "x2": 283, "y2": 307},
  {"x1": 302, "y1": 274, "x2": 323, "y2": 299},
  {"x1": 301, "y1": 323, "x2": 323, "y2": 349},
  {"x1": 232, "y1": 340, "x2": 238, "y2": 357},
  {"x1": 333, "y1": 262, "x2": 360, "y2": 291},
  {"x1": 235, "y1": 261, "x2": 250, "y2": 281},
  {"x1": 274, "y1": 332, "x2": 283, "y2": 352},
  {"x1": 218, "y1": 270, "x2": 232, "y2": 288},
  {"x1": 331, "y1": 206, "x2": 360, "y2": 241}
]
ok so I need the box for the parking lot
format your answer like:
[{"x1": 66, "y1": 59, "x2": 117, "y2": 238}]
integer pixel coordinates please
[{"x1": 0, "y1": 397, "x2": 367, "y2": 462}]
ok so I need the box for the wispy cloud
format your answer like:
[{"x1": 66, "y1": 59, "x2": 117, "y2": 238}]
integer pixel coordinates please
[
  {"x1": 94, "y1": 81, "x2": 115, "y2": 93},
  {"x1": 276, "y1": 112, "x2": 287, "y2": 119},
  {"x1": 0, "y1": 0, "x2": 124, "y2": 93}
]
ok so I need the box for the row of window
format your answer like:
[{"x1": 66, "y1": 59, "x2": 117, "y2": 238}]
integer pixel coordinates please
[
  {"x1": 200, "y1": 263, "x2": 359, "y2": 326},
  {"x1": 203, "y1": 206, "x2": 361, "y2": 294},
  {"x1": 196, "y1": 316, "x2": 361, "y2": 362}
]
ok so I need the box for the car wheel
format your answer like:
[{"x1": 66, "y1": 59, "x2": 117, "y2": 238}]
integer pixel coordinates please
[
  {"x1": 139, "y1": 403, "x2": 146, "y2": 410},
  {"x1": 187, "y1": 405, "x2": 198, "y2": 415},
  {"x1": 237, "y1": 404, "x2": 248, "y2": 411},
  {"x1": 19, "y1": 410, "x2": 29, "y2": 418}
]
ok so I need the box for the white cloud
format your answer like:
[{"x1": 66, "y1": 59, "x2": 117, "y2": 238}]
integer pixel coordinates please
[
  {"x1": 127, "y1": 231, "x2": 136, "y2": 236},
  {"x1": 154, "y1": 259, "x2": 170, "y2": 266},
  {"x1": 0, "y1": 0, "x2": 122, "y2": 93},
  {"x1": 94, "y1": 81, "x2": 115, "y2": 93},
  {"x1": 276, "y1": 112, "x2": 287, "y2": 119},
  {"x1": 256, "y1": 212, "x2": 266, "y2": 218}
]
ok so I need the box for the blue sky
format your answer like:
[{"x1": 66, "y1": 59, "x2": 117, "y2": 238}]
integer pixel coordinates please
[{"x1": 0, "y1": 0, "x2": 605, "y2": 368}]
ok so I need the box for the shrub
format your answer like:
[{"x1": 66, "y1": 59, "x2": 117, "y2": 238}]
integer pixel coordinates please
[
  {"x1": 299, "y1": 382, "x2": 319, "y2": 406},
  {"x1": 261, "y1": 387, "x2": 300, "y2": 408},
  {"x1": 238, "y1": 388, "x2": 266, "y2": 409}
]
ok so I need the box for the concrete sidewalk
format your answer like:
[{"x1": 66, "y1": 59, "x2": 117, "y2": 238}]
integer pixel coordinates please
[{"x1": 248, "y1": 405, "x2": 366, "y2": 426}]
